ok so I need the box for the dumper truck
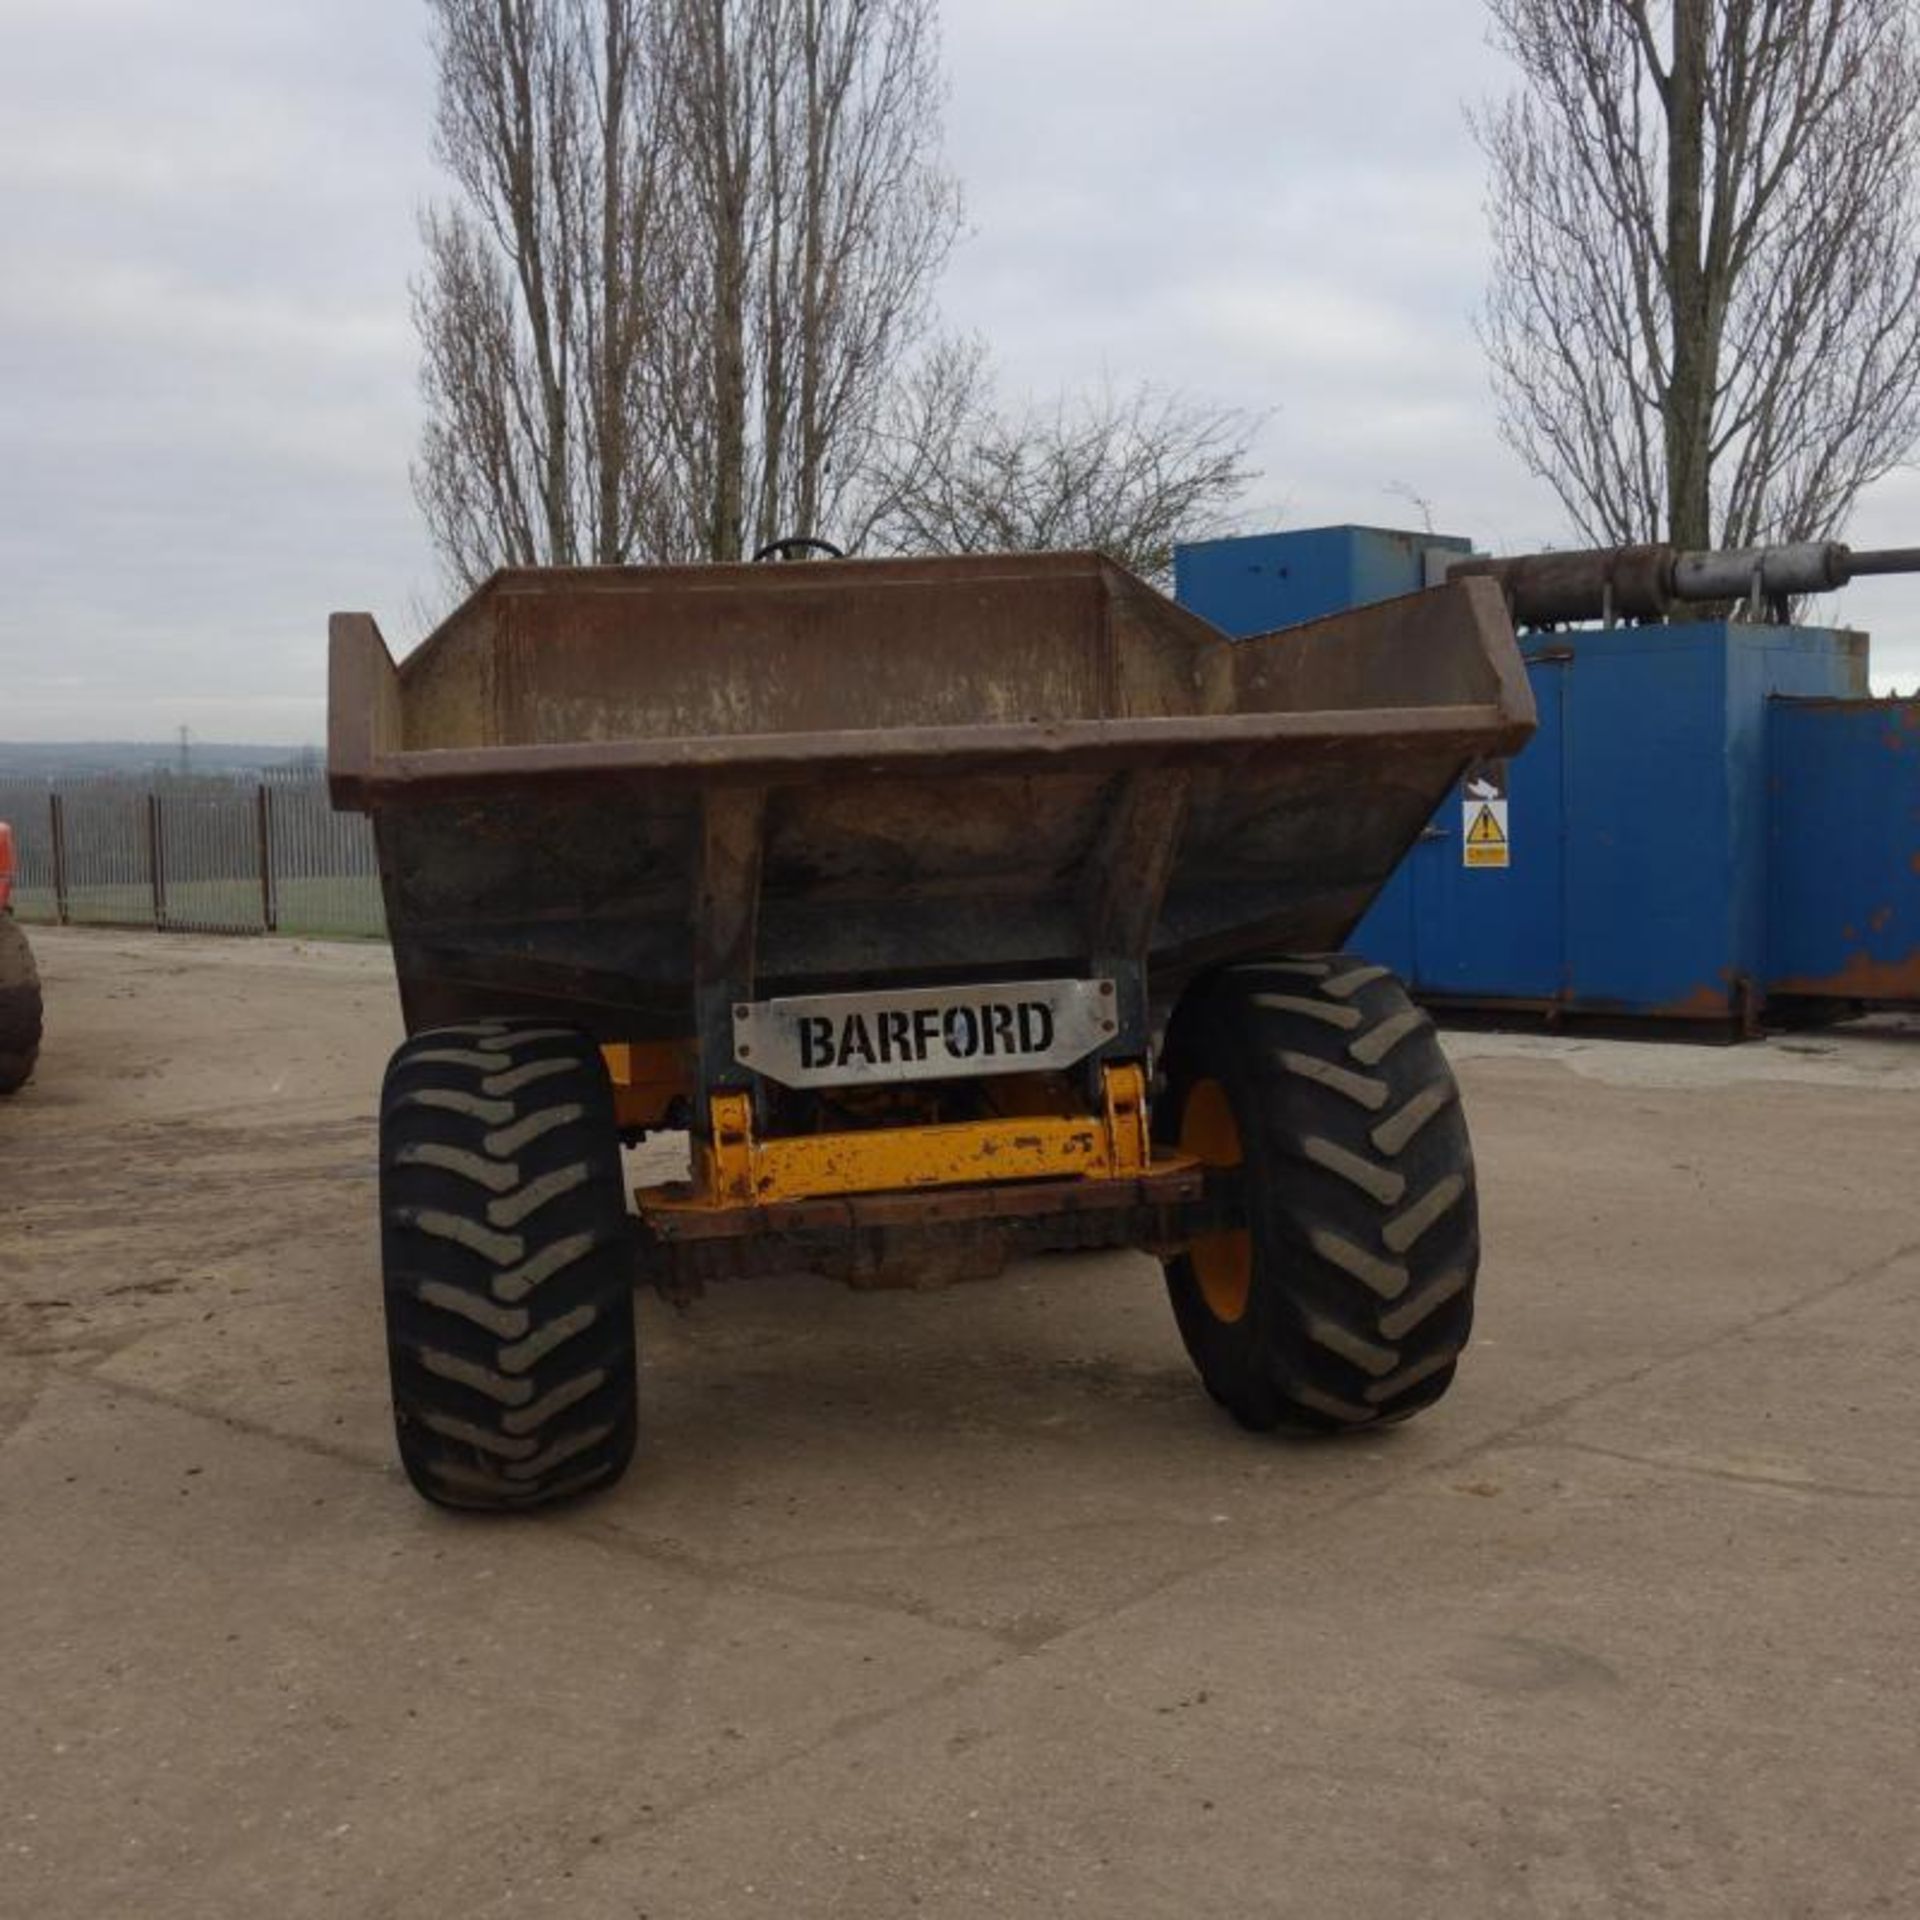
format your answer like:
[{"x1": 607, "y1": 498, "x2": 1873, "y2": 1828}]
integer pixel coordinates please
[
  {"x1": 0, "y1": 822, "x2": 43, "y2": 1096},
  {"x1": 330, "y1": 553, "x2": 1534, "y2": 1509}
]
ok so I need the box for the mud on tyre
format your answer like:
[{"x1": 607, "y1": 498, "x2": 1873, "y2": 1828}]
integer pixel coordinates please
[
  {"x1": 1155, "y1": 955, "x2": 1477, "y2": 1431},
  {"x1": 379, "y1": 1022, "x2": 637, "y2": 1508}
]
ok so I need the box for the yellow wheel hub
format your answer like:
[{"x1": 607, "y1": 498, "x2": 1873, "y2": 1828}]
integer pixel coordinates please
[{"x1": 1179, "y1": 1077, "x2": 1252, "y2": 1323}]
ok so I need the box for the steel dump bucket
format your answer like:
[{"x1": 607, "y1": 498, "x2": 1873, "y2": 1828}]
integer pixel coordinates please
[{"x1": 330, "y1": 552, "x2": 1533, "y2": 1035}]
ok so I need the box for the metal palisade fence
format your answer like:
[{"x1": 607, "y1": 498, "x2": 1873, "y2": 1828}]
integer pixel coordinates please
[{"x1": 0, "y1": 769, "x2": 385, "y2": 939}]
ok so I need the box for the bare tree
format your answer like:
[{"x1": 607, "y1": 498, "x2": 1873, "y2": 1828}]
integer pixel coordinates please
[
  {"x1": 651, "y1": 0, "x2": 960, "y2": 558},
  {"x1": 1478, "y1": 0, "x2": 1920, "y2": 551},
  {"x1": 415, "y1": 0, "x2": 959, "y2": 584},
  {"x1": 414, "y1": 0, "x2": 679, "y2": 585},
  {"x1": 853, "y1": 339, "x2": 1260, "y2": 581}
]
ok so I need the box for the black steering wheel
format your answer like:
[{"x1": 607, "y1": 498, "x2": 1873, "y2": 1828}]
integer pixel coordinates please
[{"x1": 751, "y1": 536, "x2": 846, "y2": 563}]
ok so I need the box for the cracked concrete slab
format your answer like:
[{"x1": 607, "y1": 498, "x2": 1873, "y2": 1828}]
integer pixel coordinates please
[
  {"x1": 0, "y1": 1373, "x2": 1003, "y2": 1919},
  {"x1": 2, "y1": 929, "x2": 1917, "y2": 1918}
]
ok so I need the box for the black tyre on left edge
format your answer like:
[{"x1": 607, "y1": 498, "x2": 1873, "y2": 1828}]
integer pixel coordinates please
[
  {"x1": 1155, "y1": 956, "x2": 1478, "y2": 1432},
  {"x1": 379, "y1": 1021, "x2": 637, "y2": 1509},
  {"x1": 0, "y1": 915, "x2": 42, "y2": 1095}
]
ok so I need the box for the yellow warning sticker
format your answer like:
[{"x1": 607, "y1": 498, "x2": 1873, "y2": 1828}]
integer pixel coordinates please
[{"x1": 1463, "y1": 798, "x2": 1509, "y2": 869}]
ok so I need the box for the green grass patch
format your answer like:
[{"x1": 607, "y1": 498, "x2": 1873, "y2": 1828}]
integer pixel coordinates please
[{"x1": 12, "y1": 876, "x2": 386, "y2": 942}]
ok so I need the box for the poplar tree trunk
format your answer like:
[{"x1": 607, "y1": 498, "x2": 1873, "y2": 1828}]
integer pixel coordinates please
[{"x1": 1479, "y1": 0, "x2": 1920, "y2": 553}]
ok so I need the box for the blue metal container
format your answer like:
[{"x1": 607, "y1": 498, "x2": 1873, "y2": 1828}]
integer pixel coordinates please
[
  {"x1": 1176, "y1": 526, "x2": 1874, "y2": 1023},
  {"x1": 1768, "y1": 697, "x2": 1920, "y2": 1003},
  {"x1": 1352, "y1": 621, "x2": 1862, "y2": 1019},
  {"x1": 1361, "y1": 639, "x2": 1568, "y2": 1003},
  {"x1": 1174, "y1": 525, "x2": 1470, "y2": 633}
]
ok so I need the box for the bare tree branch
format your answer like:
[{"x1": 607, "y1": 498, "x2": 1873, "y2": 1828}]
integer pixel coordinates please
[
  {"x1": 413, "y1": 0, "x2": 959, "y2": 586},
  {"x1": 853, "y1": 343, "x2": 1261, "y2": 584},
  {"x1": 414, "y1": 0, "x2": 678, "y2": 585},
  {"x1": 623, "y1": 0, "x2": 961, "y2": 558},
  {"x1": 1477, "y1": 0, "x2": 1920, "y2": 551}
]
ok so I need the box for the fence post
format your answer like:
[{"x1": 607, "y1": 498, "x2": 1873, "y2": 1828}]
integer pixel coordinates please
[
  {"x1": 49, "y1": 790, "x2": 69, "y2": 925},
  {"x1": 147, "y1": 792, "x2": 167, "y2": 931},
  {"x1": 257, "y1": 784, "x2": 278, "y2": 933}
]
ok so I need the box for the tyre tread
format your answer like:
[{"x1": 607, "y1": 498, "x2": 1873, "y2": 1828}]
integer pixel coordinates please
[
  {"x1": 1157, "y1": 955, "x2": 1479, "y2": 1434},
  {"x1": 380, "y1": 1021, "x2": 636, "y2": 1510}
]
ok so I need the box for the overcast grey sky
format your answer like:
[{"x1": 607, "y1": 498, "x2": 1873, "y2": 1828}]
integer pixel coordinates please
[{"x1": 5, "y1": 0, "x2": 1919, "y2": 743}]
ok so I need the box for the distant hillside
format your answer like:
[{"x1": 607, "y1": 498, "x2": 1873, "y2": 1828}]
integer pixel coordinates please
[{"x1": 0, "y1": 742, "x2": 321, "y2": 780}]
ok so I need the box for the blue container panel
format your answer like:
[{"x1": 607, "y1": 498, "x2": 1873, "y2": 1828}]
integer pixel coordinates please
[
  {"x1": 1173, "y1": 524, "x2": 1882, "y2": 1022},
  {"x1": 1410, "y1": 658, "x2": 1567, "y2": 999},
  {"x1": 1355, "y1": 851, "x2": 1417, "y2": 977},
  {"x1": 1557, "y1": 630, "x2": 1736, "y2": 1012},
  {"x1": 1173, "y1": 526, "x2": 1468, "y2": 636},
  {"x1": 1357, "y1": 624, "x2": 1856, "y2": 1014},
  {"x1": 1726, "y1": 629, "x2": 1869, "y2": 983},
  {"x1": 1767, "y1": 698, "x2": 1920, "y2": 1001},
  {"x1": 1352, "y1": 654, "x2": 1565, "y2": 998}
]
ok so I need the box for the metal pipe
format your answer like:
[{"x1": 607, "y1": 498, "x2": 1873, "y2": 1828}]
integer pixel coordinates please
[
  {"x1": 1447, "y1": 546, "x2": 1674, "y2": 625},
  {"x1": 1838, "y1": 545, "x2": 1920, "y2": 578},
  {"x1": 1448, "y1": 538, "x2": 1920, "y2": 627},
  {"x1": 1671, "y1": 542, "x2": 1845, "y2": 602}
]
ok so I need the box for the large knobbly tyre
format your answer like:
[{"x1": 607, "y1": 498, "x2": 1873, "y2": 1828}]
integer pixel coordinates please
[
  {"x1": 380, "y1": 1022, "x2": 637, "y2": 1509},
  {"x1": 0, "y1": 915, "x2": 43, "y2": 1096},
  {"x1": 1156, "y1": 955, "x2": 1477, "y2": 1433}
]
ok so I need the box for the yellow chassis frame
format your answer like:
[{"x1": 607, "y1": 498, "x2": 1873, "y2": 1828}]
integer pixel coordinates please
[{"x1": 610, "y1": 1049, "x2": 1184, "y2": 1219}]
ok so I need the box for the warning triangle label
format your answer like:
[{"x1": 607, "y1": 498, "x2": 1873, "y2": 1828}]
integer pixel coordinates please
[{"x1": 1466, "y1": 803, "x2": 1507, "y2": 846}]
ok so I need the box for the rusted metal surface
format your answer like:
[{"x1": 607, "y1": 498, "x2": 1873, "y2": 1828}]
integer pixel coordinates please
[
  {"x1": 1768, "y1": 694, "x2": 1920, "y2": 1010},
  {"x1": 636, "y1": 1160, "x2": 1204, "y2": 1291},
  {"x1": 1770, "y1": 947, "x2": 1920, "y2": 1004},
  {"x1": 1080, "y1": 769, "x2": 1191, "y2": 965},
  {"x1": 330, "y1": 554, "x2": 1532, "y2": 1046},
  {"x1": 642, "y1": 1159, "x2": 1201, "y2": 1243},
  {"x1": 1450, "y1": 540, "x2": 1920, "y2": 629},
  {"x1": 694, "y1": 785, "x2": 766, "y2": 1103},
  {"x1": 1451, "y1": 544, "x2": 1675, "y2": 627},
  {"x1": 649, "y1": 1063, "x2": 1164, "y2": 1216},
  {"x1": 256, "y1": 786, "x2": 277, "y2": 933}
]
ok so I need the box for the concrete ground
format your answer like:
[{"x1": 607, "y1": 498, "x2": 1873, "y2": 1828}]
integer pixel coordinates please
[{"x1": 2, "y1": 927, "x2": 1917, "y2": 1919}]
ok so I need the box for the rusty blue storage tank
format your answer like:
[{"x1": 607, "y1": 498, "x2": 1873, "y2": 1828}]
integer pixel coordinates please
[
  {"x1": 1768, "y1": 696, "x2": 1920, "y2": 1006},
  {"x1": 1176, "y1": 525, "x2": 1904, "y2": 1028}
]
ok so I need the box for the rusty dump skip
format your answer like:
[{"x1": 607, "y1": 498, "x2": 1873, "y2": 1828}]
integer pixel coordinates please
[{"x1": 329, "y1": 552, "x2": 1533, "y2": 1036}]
